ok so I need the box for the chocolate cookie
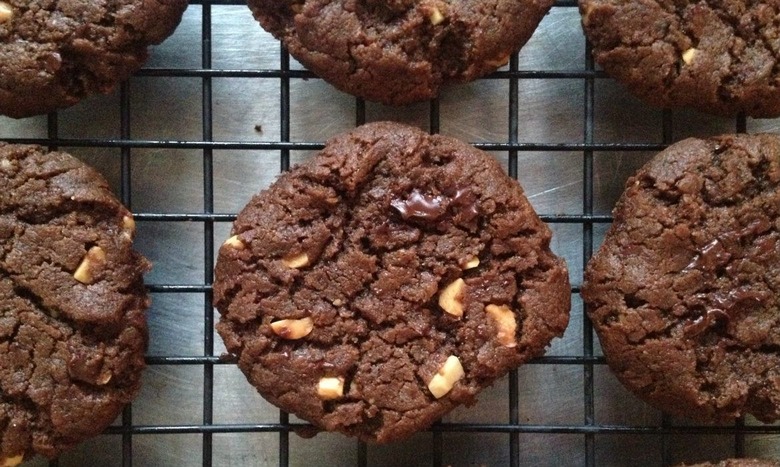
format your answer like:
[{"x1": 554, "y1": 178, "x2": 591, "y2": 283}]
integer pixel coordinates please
[
  {"x1": 0, "y1": 144, "x2": 150, "y2": 463},
  {"x1": 579, "y1": 0, "x2": 780, "y2": 117},
  {"x1": 582, "y1": 134, "x2": 780, "y2": 422},
  {"x1": 247, "y1": 0, "x2": 553, "y2": 105},
  {"x1": 679, "y1": 460, "x2": 780, "y2": 467},
  {"x1": 0, "y1": 0, "x2": 188, "y2": 119},
  {"x1": 214, "y1": 122, "x2": 570, "y2": 442}
]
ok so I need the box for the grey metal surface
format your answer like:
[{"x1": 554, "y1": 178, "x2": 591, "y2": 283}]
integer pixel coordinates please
[{"x1": 1, "y1": 3, "x2": 780, "y2": 466}]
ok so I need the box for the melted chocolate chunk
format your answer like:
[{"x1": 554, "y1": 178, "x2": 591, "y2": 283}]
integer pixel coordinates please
[{"x1": 390, "y1": 189, "x2": 447, "y2": 221}]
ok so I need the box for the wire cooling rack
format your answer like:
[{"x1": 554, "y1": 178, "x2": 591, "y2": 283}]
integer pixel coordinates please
[{"x1": 2, "y1": 1, "x2": 780, "y2": 466}]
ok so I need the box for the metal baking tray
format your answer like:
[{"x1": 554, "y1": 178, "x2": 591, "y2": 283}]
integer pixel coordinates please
[{"x1": 2, "y1": 1, "x2": 780, "y2": 466}]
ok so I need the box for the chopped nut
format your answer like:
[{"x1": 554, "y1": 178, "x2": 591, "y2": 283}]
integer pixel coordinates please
[
  {"x1": 463, "y1": 256, "x2": 480, "y2": 269},
  {"x1": 485, "y1": 304, "x2": 517, "y2": 347},
  {"x1": 0, "y1": 159, "x2": 12, "y2": 170},
  {"x1": 282, "y1": 252, "x2": 309, "y2": 269},
  {"x1": 486, "y1": 52, "x2": 511, "y2": 68},
  {"x1": 121, "y1": 215, "x2": 136, "y2": 240},
  {"x1": 438, "y1": 278, "x2": 465, "y2": 318},
  {"x1": 682, "y1": 48, "x2": 697, "y2": 65},
  {"x1": 97, "y1": 371, "x2": 113, "y2": 385},
  {"x1": 73, "y1": 246, "x2": 106, "y2": 284},
  {"x1": 270, "y1": 317, "x2": 314, "y2": 340},
  {"x1": 427, "y1": 355, "x2": 465, "y2": 399},
  {"x1": 0, "y1": 2, "x2": 13, "y2": 23},
  {"x1": 429, "y1": 7, "x2": 444, "y2": 25},
  {"x1": 0, "y1": 455, "x2": 24, "y2": 467},
  {"x1": 223, "y1": 235, "x2": 246, "y2": 250},
  {"x1": 317, "y1": 376, "x2": 344, "y2": 400}
]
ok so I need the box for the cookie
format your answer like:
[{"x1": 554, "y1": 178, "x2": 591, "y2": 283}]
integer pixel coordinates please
[
  {"x1": 0, "y1": 144, "x2": 150, "y2": 462},
  {"x1": 246, "y1": 0, "x2": 553, "y2": 105},
  {"x1": 0, "y1": 0, "x2": 188, "y2": 119},
  {"x1": 582, "y1": 134, "x2": 780, "y2": 422},
  {"x1": 579, "y1": 0, "x2": 780, "y2": 117},
  {"x1": 679, "y1": 460, "x2": 780, "y2": 467},
  {"x1": 214, "y1": 122, "x2": 570, "y2": 442}
]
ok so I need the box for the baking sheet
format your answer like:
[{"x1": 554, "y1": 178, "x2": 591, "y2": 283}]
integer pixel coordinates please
[{"x1": 2, "y1": 2, "x2": 780, "y2": 466}]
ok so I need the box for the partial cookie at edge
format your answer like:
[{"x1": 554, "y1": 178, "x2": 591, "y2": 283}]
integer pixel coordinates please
[
  {"x1": 582, "y1": 133, "x2": 780, "y2": 422},
  {"x1": 0, "y1": 143, "x2": 150, "y2": 461}
]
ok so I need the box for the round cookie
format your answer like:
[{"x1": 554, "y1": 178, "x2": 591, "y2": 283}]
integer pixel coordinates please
[
  {"x1": 214, "y1": 122, "x2": 570, "y2": 442},
  {"x1": 0, "y1": 144, "x2": 150, "y2": 462},
  {"x1": 246, "y1": 0, "x2": 554, "y2": 105},
  {"x1": 582, "y1": 134, "x2": 780, "y2": 422},
  {"x1": 0, "y1": 0, "x2": 188, "y2": 119},
  {"x1": 579, "y1": 0, "x2": 780, "y2": 117},
  {"x1": 679, "y1": 460, "x2": 780, "y2": 467}
]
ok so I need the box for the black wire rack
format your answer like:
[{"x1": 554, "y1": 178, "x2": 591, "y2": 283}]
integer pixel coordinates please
[{"x1": 3, "y1": 0, "x2": 780, "y2": 466}]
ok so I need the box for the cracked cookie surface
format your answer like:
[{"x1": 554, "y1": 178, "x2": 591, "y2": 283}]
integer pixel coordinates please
[
  {"x1": 579, "y1": 0, "x2": 780, "y2": 117},
  {"x1": 247, "y1": 0, "x2": 553, "y2": 105},
  {"x1": 583, "y1": 134, "x2": 780, "y2": 422},
  {"x1": 0, "y1": 144, "x2": 150, "y2": 462},
  {"x1": 0, "y1": 0, "x2": 188, "y2": 118},
  {"x1": 214, "y1": 122, "x2": 570, "y2": 442}
]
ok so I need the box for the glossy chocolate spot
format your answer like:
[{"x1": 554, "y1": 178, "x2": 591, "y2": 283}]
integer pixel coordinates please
[
  {"x1": 390, "y1": 187, "x2": 480, "y2": 225},
  {"x1": 390, "y1": 189, "x2": 447, "y2": 221},
  {"x1": 684, "y1": 286, "x2": 771, "y2": 337},
  {"x1": 687, "y1": 238, "x2": 730, "y2": 272}
]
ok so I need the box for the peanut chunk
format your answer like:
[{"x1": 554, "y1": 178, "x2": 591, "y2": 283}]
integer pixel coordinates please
[
  {"x1": 485, "y1": 304, "x2": 517, "y2": 347},
  {"x1": 223, "y1": 235, "x2": 246, "y2": 250},
  {"x1": 427, "y1": 355, "x2": 465, "y2": 399},
  {"x1": 0, "y1": 2, "x2": 13, "y2": 23},
  {"x1": 282, "y1": 252, "x2": 309, "y2": 269},
  {"x1": 122, "y1": 215, "x2": 136, "y2": 240},
  {"x1": 73, "y1": 246, "x2": 106, "y2": 284},
  {"x1": 0, "y1": 455, "x2": 24, "y2": 467},
  {"x1": 438, "y1": 278, "x2": 465, "y2": 318},
  {"x1": 270, "y1": 317, "x2": 314, "y2": 340},
  {"x1": 97, "y1": 371, "x2": 113, "y2": 385},
  {"x1": 682, "y1": 48, "x2": 697, "y2": 65},
  {"x1": 463, "y1": 256, "x2": 480, "y2": 269},
  {"x1": 429, "y1": 7, "x2": 444, "y2": 25},
  {"x1": 317, "y1": 376, "x2": 344, "y2": 400}
]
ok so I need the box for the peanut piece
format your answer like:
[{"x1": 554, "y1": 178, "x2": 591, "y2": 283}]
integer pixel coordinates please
[
  {"x1": 438, "y1": 278, "x2": 465, "y2": 318},
  {"x1": 73, "y1": 246, "x2": 106, "y2": 284},
  {"x1": 317, "y1": 376, "x2": 344, "y2": 400},
  {"x1": 427, "y1": 355, "x2": 465, "y2": 399},
  {"x1": 270, "y1": 317, "x2": 314, "y2": 340},
  {"x1": 463, "y1": 257, "x2": 480, "y2": 269},
  {"x1": 282, "y1": 252, "x2": 309, "y2": 269},
  {"x1": 97, "y1": 371, "x2": 113, "y2": 385},
  {"x1": 485, "y1": 304, "x2": 517, "y2": 347},
  {"x1": 0, "y1": 2, "x2": 13, "y2": 23},
  {"x1": 122, "y1": 215, "x2": 136, "y2": 240},
  {"x1": 223, "y1": 235, "x2": 246, "y2": 250},
  {"x1": 485, "y1": 52, "x2": 511, "y2": 68},
  {"x1": 429, "y1": 7, "x2": 444, "y2": 25},
  {"x1": 0, "y1": 455, "x2": 23, "y2": 467},
  {"x1": 682, "y1": 48, "x2": 697, "y2": 65}
]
